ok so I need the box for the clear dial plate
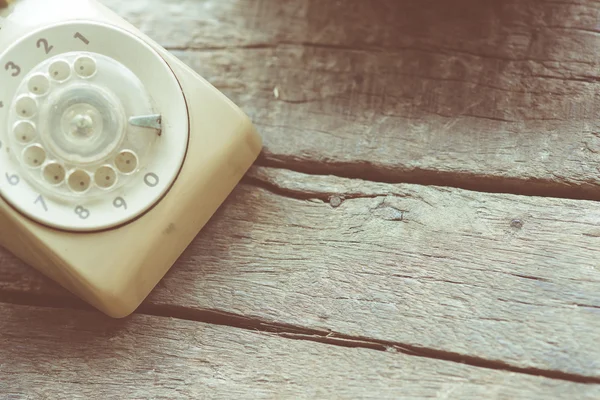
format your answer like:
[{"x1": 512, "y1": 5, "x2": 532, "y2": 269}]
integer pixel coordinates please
[{"x1": 0, "y1": 21, "x2": 189, "y2": 232}]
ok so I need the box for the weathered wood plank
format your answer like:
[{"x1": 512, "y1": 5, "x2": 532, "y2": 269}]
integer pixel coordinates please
[
  {"x1": 2, "y1": 167, "x2": 600, "y2": 379},
  {"x1": 101, "y1": 0, "x2": 600, "y2": 197},
  {"x1": 1, "y1": 303, "x2": 599, "y2": 399}
]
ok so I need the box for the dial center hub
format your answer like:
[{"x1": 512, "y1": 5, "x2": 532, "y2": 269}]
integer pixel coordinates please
[
  {"x1": 42, "y1": 83, "x2": 126, "y2": 165},
  {"x1": 68, "y1": 109, "x2": 96, "y2": 139}
]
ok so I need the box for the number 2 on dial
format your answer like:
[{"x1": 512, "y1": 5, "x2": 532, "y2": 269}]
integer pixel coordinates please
[{"x1": 36, "y1": 38, "x2": 54, "y2": 54}]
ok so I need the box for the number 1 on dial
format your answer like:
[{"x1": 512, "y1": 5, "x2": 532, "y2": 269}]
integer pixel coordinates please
[{"x1": 74, "y1": 32, "x2": 90, "y2": 45}]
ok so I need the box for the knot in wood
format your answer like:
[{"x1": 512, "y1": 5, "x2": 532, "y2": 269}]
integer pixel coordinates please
[
  {"x1": 510, "y1": 219, "x2": 524, "y2": 229},
  {"x1": 329, "y1": 195, "x2": 343, "y2": 208}
]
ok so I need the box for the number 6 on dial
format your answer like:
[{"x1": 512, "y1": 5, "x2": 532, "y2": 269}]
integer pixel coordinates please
[{"x1": 0, "y1": 0, "x2": 262, "y2": 318}]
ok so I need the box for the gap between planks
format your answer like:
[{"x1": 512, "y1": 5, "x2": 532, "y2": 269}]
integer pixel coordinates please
[
  {"x1": 3, "y1": 165, "x2": 600, "y2": 384},
  {"x1": 1, "y1": 254, "x2": 599, "y2": 386},
  {"x1": 255, "y1": 155, "x2": 600, "y2": 203}
]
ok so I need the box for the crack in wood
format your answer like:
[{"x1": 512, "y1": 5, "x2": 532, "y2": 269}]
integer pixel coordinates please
[
  {"x1": 254, "y1": 155, "x2": 600, "y2": 202},
  {"x1": 1, "y1": 293, "x2": 599, "y2": 385},
  {"x1": 165, "y1": 39, "x2": 600, "y2": 70}
]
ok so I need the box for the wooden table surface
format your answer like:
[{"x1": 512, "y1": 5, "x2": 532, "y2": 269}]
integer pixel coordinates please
[{"x1": 2, "y1": 0, "x2": 600, "y2": 398}]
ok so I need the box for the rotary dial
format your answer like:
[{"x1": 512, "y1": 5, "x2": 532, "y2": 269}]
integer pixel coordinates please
[{"x1": 0, "y1": 21, "x2": 189, "y2": 231}]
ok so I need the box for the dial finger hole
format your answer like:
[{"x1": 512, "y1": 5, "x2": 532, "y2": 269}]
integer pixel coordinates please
[
  {"x1": 115, "y1": 150, "x2": 138, "y2": 174},
  {"x1": 14, "y1": 121, "x2": 36, "y2": 143},
  {"x1": 22, "y1": 145, "x2": 46, "y2": 168},
  {"x1": 15, "y1": 96, "x2": 37, "y2": 118},
  {"x1": 74, "y1": 56, "x2": 97, "y2": 78},
  {"x1": 94, "y1": 165, "x2": 117, "y2": 189},
  {"x1": 67, "y1": 169, "x2": 91, "y2": 193},
  {"x1": 48, "y1": 60, "x2": 71, "y2": 81},
  {"x1": 43, "y1": 162, "x2": 66, "y2": 185},
  {"x1": 28, "y1": 74, "x2": 50, "y2": 96}
]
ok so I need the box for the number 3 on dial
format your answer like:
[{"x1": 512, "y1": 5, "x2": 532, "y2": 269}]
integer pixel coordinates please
[{"x1": 5, "y1": 62, "x2": 20, "y2": 77}]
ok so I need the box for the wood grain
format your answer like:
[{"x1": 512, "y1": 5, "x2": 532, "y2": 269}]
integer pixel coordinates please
[
  {"x1": 2, "y1": 303, "x2": 599, "y2": 399},
  {"x1": 2, "y1": 0, "x2": 600, "y2": 393},
  {"x1": 101, "y1": 0, "x2": 600, "y2": 198},
  {"x1": 2, "y1": 167, "x2": 600, "y2": 380}
]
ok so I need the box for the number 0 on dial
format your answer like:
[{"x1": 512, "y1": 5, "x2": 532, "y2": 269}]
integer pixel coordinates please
[{"x1": 0, "y1": 21, "x2": 189, "y2": 231}]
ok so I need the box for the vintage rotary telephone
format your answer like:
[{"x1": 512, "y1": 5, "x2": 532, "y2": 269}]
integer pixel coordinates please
[{"x1": 0, "y1": 0, "x2": 262, "y2": 317}]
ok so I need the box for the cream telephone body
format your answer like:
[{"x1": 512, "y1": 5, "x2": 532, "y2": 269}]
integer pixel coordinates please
[{"x1": 0, "y1": 0, "x2": 262, "y2": 317}]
